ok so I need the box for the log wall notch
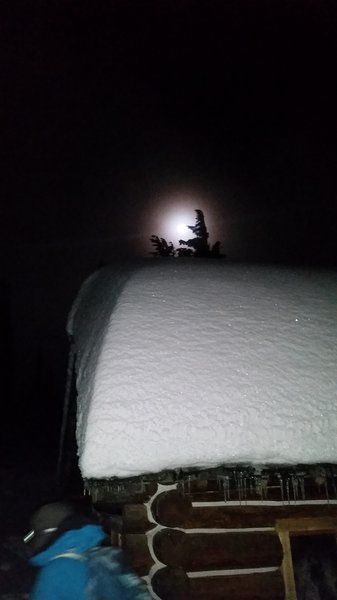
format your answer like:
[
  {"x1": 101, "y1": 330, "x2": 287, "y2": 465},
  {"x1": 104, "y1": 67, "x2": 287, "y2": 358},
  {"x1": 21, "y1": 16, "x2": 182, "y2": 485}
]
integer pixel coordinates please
[{"x1": 148, "y1": 488, "x2": 285, "y2": 598}]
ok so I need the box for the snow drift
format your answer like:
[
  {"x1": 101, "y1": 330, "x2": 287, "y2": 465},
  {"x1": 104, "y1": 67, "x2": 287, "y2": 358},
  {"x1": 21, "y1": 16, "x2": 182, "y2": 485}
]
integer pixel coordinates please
[{"x1": 67, "y1": 261, "x2": 337, "y2": 479}]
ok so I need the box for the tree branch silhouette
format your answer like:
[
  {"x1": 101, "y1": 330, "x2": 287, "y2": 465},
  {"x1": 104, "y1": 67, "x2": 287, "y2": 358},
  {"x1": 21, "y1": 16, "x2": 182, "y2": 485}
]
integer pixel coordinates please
[{"x1": 150, "y1": 210, "x2": 226, "y2": 259}]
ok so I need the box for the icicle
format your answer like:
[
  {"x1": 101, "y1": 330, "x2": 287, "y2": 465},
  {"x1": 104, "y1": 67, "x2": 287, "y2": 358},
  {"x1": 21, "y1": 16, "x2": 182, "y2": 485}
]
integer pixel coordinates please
[
  {"x1": 261, "y1": 474, "x2": 269, "y2": 501},
  {"x1": 233, "y1": 470, "x2": 237, "y2": 499},
  {"x1": 276, "y1": 473, "x2": 284, "y2": 503},
  {"x1": 184, "y1": 475, "x2": 191, "y2": 496},
  {"x1": 237, "y1": 471, "x2": 242, "y2": 505},
  {"x1": 286, "y1": 478, "x2": 290, "y2": 504},
  {"x1": 255, "y1": 475, "x2": 262, "y2": 502},
  {"x1": 311, "y1": 466, "x2": 327, "y2": 500},
  {"x1": 291, "y1": 474, "x2": 298, "y2": 503},
  {"x1": 324, "y1": 474, "x2": 330, "y2": 503},
  {"x1": 297, "y1": 472, "x2": 305, "y2": 500},
  {"x1": 330, "y1": 467, "x2": 337, "y2": 499},
  {"x1": 218, "y1": 475, "x2": 230, "y2": 502},
  {"x1": 243, "y1": 475, "x2": 247, "y2": 503},
  {"x1": 249, "y1": 475, "x2": 254, "y2": 498},
  {"x1": 226, "y1": 475, "x2": 230, "y2": 501}
]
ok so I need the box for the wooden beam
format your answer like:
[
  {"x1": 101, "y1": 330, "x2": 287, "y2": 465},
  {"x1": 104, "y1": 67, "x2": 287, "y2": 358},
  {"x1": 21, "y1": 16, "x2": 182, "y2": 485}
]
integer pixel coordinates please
[
  {"x1": 278, "y1": 531, "x2": 297, "y2": 600},
  {"x1": 184, "y1": 503, "x2": 337, "y2": 529},
  {"x1": 153, "y1": 529, "x2": 283, "y2": 571},
  {"x1": 276, "y1": 516, "x2": 337, "y2": 600},
  {"x1": 276, "y1": 516, "x2": 337, "y2": 534}
]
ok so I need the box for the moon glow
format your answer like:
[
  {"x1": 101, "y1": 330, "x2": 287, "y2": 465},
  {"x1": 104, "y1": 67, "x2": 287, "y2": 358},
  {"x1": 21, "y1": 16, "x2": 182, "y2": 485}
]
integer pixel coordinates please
[
  {"x1": 145, "y1": 188, "x2": 223, "y2": 253},
  {"x1": 176, "y1": 223, "x2": 190, "y2": 237},
  {"x1": 163, "y1": 210, "x2": 196, "y2": 245}
]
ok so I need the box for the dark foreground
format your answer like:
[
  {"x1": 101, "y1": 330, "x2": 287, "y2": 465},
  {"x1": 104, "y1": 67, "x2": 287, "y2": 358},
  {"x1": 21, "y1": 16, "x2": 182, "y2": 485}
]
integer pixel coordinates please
[{"x1": 0, "y1": 452, "x2": 60, "y2": 599}]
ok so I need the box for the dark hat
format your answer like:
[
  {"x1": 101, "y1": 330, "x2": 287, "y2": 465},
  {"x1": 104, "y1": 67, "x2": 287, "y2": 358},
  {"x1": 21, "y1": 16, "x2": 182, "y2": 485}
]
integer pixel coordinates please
[{"x1": 24, "y1": 502, "x2": 75, "y2": 555}]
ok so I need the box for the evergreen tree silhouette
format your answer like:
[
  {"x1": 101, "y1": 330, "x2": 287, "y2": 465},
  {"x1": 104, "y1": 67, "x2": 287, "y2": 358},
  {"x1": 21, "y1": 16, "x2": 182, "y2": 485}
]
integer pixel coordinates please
[
  {"x1": 179, "y1": 209, "x2": 210, "y2": 257},
  {"x1": 150, "y1": 209, "x2": 226, "y2": 258},
  {"x1": 176, "y1": 247, "x2": 194, "y2": 257},
  {"x1": 150, "y1": 235, "x2": 175, "y2": 257},
  {"x1": 211, "y1": 241, "x2": 222, "y2": 257}
]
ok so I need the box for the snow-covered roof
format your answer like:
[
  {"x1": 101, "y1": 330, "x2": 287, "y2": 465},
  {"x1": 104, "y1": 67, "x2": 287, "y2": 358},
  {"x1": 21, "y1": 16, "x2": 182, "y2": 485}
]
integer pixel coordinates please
[{"x1": 68, "y1": 260, "x2": 337, "y2": 480}]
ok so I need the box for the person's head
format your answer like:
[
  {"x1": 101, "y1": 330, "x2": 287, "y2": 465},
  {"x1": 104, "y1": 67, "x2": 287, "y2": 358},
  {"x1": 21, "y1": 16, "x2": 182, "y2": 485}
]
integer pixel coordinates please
[{"x1": 24, "y1": 501, "x2": 83, "y2": 556}]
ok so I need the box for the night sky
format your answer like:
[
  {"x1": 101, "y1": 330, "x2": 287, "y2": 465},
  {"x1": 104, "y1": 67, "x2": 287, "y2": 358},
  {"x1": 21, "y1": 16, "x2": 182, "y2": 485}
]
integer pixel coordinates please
[{"x1": 1, "y1": 0, "x2": 337, "y2": 464}]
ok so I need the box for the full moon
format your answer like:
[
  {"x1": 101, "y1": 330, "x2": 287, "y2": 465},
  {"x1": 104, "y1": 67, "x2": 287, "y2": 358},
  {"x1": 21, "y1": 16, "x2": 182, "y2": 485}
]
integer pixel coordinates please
[
  {"x1": 176, "y1": 223, "x2": 190, "y2": 236},
  {"x1": 146, "y1": 188, "x2": 223, "y2": 253},
  {"x1": 163, "y1": 209, "x2": 196, "y2": 245}
]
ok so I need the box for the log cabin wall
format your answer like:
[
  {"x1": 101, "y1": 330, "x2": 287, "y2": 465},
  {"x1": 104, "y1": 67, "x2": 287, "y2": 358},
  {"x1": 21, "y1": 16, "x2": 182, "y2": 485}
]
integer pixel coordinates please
[{"x1": 85, "y1": 465, "x2": 337, "y2": 600}]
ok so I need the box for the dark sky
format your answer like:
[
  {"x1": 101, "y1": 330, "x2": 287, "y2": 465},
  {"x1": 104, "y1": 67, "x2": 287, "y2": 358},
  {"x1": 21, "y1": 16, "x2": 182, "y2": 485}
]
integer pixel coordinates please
[
  {"x1": 1, "y1": 0, "x2": 337, "y2": 459},
  {"x1": 2, "y1": 0, "x2": 337, "y2": 258}
]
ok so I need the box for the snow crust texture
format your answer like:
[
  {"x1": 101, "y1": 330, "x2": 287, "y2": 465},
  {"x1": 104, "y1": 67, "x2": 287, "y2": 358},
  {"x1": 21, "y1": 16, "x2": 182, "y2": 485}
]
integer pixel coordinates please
[{"x1": 68, "y1": 261, "x2": 337, "y2": 479}]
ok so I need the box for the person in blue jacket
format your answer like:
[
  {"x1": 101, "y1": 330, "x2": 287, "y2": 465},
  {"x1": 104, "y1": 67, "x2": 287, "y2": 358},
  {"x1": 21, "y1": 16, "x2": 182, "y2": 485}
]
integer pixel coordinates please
[{"x1": 24, "y1": 501, "x2": 150, "y2": 600}]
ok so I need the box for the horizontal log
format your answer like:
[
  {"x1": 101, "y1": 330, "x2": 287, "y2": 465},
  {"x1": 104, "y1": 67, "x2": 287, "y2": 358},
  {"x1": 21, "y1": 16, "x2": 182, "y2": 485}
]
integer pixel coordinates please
[
  {"x1": 184, "y1": 503, "x2": 337, "y2": 529},
  {"x1": 186, "y1": 488, "x2": 334, "y2": 502},
  {"x1": 151, "y1": 490, "x2": 192, "y2": 527},
  {"x1": 151, "y1": 566, "x2": 284, "y2": 600},
  {"x1": 89, "y1": 465, "x2": 337, "y2": 507},
  {"x1": 90, "y1": 480, "x2": 158, "y2": 504},
  {"x1": 153, "y1": 529, "x2": 283, "y2": 571},
  {"x1": 121, "y1": 533, "x2": 153, "y2": 576},
  {"x1": 122, "y1": 504, "x2": 156, "y2": 533},
  {"x1": 149, "y1": 488, "x2": 337, "y2": 530}
]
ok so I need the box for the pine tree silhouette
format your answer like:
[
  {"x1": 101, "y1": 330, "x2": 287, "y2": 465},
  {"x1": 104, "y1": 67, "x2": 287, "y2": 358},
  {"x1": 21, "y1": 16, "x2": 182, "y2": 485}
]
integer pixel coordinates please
[
  {"x1": 150, "y1": 209, "x2": 226, "y2": 258},
  {"x1": 179, "y1": 209, "x2": 210, "y2": 257},
  {"x1": 150, "y1": 235, "x2": 175, "y2": 257}
]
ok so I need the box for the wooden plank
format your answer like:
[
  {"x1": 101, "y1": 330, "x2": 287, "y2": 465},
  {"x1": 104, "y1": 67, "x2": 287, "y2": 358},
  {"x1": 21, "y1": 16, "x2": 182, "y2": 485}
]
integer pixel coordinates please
[
  {"x1": 153, "y1": 529, "x2": 283, "y2": 571},
  {"x1": 279, "y1": 531, "x2": 297, "y2": 600},
  {"x1": 184, "y1": 503, "x2": 337, "y2": 529},
  {"x1": 276, "y1": 516, "x2": 337, "y2": 534},
  {"x1": 151, "y1": 566, "x2": 285, "y2": 600},
  {"x1": 276, "y1": 516, "x2": 337, "y2": 600}
]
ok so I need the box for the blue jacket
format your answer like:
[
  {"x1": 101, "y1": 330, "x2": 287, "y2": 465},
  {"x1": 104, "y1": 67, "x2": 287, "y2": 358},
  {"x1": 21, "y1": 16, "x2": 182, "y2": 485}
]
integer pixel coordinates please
[{"x1": 30, "y1": 524, "x2": 106, "y2": 600}]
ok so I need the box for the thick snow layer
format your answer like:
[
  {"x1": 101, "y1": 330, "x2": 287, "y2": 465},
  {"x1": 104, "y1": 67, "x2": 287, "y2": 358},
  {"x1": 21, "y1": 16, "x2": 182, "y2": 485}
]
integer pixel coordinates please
[{"x1": 67, "y1": 261, "x2": 337, "y2": 479}]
